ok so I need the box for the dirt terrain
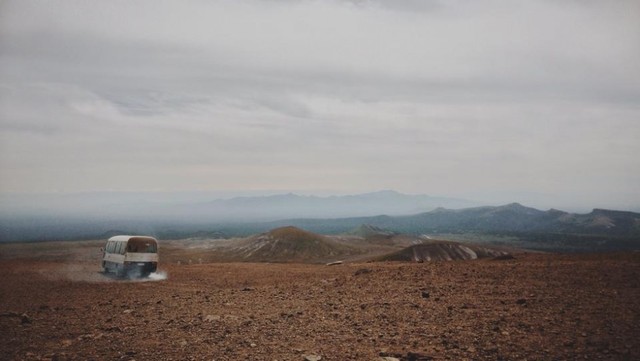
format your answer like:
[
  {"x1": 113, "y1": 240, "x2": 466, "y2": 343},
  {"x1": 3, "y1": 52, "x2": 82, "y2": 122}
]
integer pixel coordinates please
[{"x1": 1, "y1": 241, "x2": 639, "y2": 360}]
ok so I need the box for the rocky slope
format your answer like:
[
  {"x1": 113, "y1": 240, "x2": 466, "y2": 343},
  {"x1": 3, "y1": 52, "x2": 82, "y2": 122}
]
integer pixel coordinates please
[
  {"x1": 378, "y1": 241, "x2": 510, "y2": 262},
  {"x1": 1, "y1": 243, "x2": 638, "y2": 361}
]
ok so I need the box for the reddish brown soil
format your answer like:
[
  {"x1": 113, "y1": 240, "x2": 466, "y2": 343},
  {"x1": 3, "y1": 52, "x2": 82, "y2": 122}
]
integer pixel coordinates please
[{"x1": 1, "y1": 242, "x2": 639, "y2": 360}]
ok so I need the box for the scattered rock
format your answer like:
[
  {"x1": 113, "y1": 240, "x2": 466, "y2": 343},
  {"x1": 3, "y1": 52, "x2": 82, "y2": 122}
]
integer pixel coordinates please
[
  {"x1": 354, "y1": 268, "x2": 372, "y2": 276},
  {"x1": 61, "y1": 339, "x2": 73, "y2": 347},
  {"x1": 0, "y1": 311, "x2": 20, "y2": 318},
  {"x1": 204, "y1": 315, "x2": 221, "y2": 322},
  {"x1": 381, "y1": 352, "x2": 433, "y2": 361},
  {"x1": 281, "y1": 310, "x2": 303, "y2": 318},
  {"x1": 303, "y1": 355, "x2": 322, "y2": 361},
  {"x1": 103, "y1": 326, "x2": 123, "y2": 332},
  {"x1": 20, "y1": 313, "x2": 32, "y2": 324},
  {"x1": 77, "y1": 333, "x2": 95, "y2": 341},
  {"x1": 241, "y1": 287, "x2": 255, "y2": 291},
  {"x1": 516, "y1": 298, "x2": 527, "y2": 305},
  {"x1": 405, "y1": 352, "x2": 433, "y2": 361},
  {"x1": 421, "y1": 290, "x2": 430, "y2": 299},
  {"x1": 326, "y1": 261, "x2": 343, "y2": 266}
]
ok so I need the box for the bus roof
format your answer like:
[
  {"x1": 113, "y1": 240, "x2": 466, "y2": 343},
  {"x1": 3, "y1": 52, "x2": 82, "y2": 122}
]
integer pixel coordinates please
[{"x1": 108, "y1": 235, "x2": 158, "y2": 243}]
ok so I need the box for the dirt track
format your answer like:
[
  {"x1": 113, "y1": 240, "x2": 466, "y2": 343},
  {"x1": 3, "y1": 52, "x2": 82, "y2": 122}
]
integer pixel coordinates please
[{"x1": 1, "y1": 242, "x2": 639, "y2": 360}]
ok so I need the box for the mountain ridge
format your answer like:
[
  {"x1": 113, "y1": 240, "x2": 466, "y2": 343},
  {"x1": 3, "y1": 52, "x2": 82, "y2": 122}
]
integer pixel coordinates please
[{"x1": 272, "y1": 204, "x2": 640, "y2": 235}]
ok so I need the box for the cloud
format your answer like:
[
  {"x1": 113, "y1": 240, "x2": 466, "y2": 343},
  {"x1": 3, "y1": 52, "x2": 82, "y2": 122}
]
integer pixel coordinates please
[{"x1": 0, "y1": 0, "x2": 639, "y2": 210}]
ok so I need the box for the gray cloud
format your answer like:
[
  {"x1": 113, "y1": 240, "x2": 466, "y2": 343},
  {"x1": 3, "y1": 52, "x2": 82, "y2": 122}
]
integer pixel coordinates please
[{"x1": 0, "y1": 0, "x2": 639, "y2": 211}]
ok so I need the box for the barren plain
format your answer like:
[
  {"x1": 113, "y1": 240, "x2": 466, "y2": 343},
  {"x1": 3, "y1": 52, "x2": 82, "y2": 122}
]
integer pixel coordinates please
[{"x1": 1, "y1": 240, "x2": 639, "y2": 360}]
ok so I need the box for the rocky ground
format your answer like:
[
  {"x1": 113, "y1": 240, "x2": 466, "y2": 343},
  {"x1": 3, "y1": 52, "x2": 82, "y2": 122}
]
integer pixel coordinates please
[{"x1": 0, "y1": 241, "x2": 639, "y2": 360}]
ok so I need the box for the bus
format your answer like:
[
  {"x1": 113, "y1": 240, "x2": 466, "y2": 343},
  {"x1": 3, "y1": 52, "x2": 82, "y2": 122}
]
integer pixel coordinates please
[{"x1": 102, "y1": 235, "x2": 159, "y2": 278}]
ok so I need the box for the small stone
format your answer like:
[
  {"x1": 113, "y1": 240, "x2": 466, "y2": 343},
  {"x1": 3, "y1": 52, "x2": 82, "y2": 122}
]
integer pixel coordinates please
[
  {"x1": 103, "y1": 326, "x2": 123, "y2": 332},
  {"x1": 250, "y1": 343, "x2": 257, "y2": 348},
  {"x1": 516, "y1": 298, "x2": 527, "y2": 305},
  {"x1": 204, "y1": 315, "x2": 221, "y2": 322},
  {"x1": 20, "y1": 313, "x2": 32, "y2": 324},
  {"x1": 405, "y1": 352, "x2": 433, "y2": 361},
  {"x1": 304, "y1": 355, "x2": 322, "y2": 361},
  {"x1": 421, "y1": 291, "x2": 430, "y2": 299},
  {"x1": 61, "y1": 339, "x2": 73, "y2": 347},
  {"x1": 354, "y1": 268, "x2": 372, "y2": 275}
]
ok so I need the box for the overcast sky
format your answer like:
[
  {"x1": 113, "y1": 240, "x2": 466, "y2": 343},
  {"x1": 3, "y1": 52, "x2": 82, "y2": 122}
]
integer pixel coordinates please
[{"x1": 1, "y1": 0, "x2": 639, "y2": 211}]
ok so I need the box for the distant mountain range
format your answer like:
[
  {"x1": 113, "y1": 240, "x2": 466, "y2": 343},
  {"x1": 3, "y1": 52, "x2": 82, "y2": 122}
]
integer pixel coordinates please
[
  {"x1": 0, "y1": 190, "x2": 482, "y2": 222},
  {"x1": 260, "y1": 203, "x2": 640, "y2": 236},
  {"x1": 1, "y1": 191, "x2": 639, "y2": 252},
  {"x1": 178, "y1": 190, "x2": 482, "y2": 221}
]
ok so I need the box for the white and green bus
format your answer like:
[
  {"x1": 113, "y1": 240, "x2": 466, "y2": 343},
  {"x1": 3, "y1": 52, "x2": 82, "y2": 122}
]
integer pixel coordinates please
[{"x1": 102, "y1": 235, "x2": 159, "y2": 278}]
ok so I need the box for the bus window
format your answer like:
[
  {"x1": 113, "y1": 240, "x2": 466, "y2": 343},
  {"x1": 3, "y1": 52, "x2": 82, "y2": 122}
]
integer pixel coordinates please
[{"x1": 127, "y1": 239, "x2": 157, "y2": 253}]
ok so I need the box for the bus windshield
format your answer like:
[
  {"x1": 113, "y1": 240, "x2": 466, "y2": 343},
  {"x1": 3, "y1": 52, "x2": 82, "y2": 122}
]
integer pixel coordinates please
[{"x1": 127, "y1": 238, "x2": 158, "y2": 253}]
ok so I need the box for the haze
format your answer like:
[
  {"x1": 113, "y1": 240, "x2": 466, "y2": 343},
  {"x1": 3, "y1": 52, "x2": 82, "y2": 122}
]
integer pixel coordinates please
[{"x1": 1, "y1": 0, "x2": 639, "y2": 212}]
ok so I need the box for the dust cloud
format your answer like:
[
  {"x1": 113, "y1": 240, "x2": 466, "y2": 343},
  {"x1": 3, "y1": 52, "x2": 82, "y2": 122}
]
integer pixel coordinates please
[
  {"x1": 38, "y1": 264, "x2": 168, "y2": 283},
  {"x1": 135, "y1": 271, "x2": 168, "y2": 282}
]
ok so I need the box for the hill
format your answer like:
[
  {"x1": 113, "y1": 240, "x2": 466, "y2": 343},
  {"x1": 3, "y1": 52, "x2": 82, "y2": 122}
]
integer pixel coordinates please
[
  {"x1": 223, "y1": 226, "x2": 357, "y2": 263},
  {"x1": 377, "y1": 240, "x2": 511, "y2": 262}
]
